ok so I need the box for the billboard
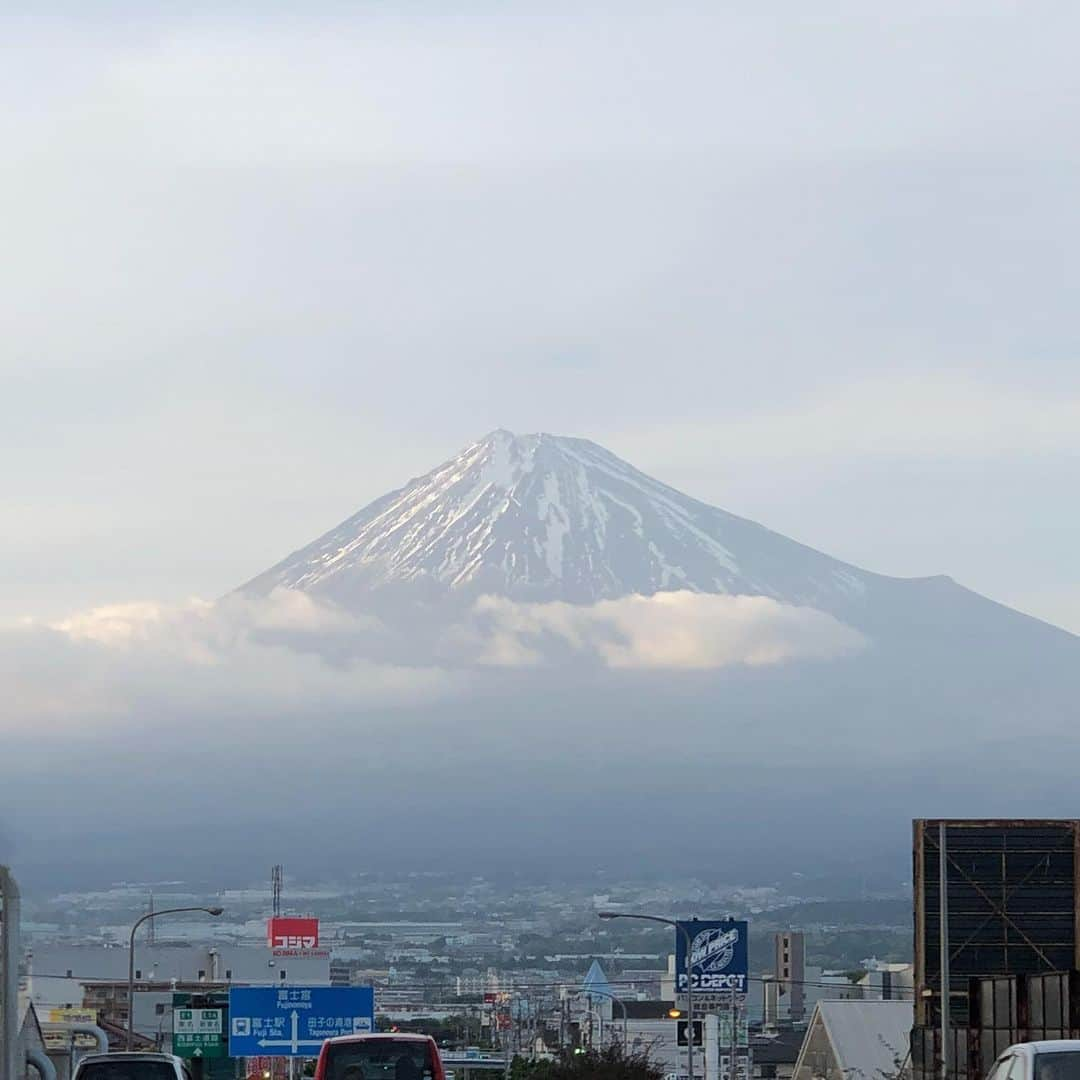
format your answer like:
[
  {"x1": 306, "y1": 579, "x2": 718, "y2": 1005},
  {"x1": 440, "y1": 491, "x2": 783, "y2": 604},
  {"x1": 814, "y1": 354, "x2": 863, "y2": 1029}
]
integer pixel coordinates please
[
  {"x1": 267, "y1": 917, "x2": 321, "y2": 956},
  {"x1": 913, "y1": 819, "x2": 1080, "y2": 1027},
  {"x1": 44, "y1": 1009, "x2": 99, "y2": 1051},
  {"x1": 675, "y1": 920, "x2": 749, "y2": 995}
]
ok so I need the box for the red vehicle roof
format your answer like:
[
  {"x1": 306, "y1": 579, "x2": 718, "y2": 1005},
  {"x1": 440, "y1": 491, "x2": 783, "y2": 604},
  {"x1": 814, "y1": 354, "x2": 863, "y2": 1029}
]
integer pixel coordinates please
[{"x1": 323, "y1": 1034, "x2": 434, "y2": 1044}]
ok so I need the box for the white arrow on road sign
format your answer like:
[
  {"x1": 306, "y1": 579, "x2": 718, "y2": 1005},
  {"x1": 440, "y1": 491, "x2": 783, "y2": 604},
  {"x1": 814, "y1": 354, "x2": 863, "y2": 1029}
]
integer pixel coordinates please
[{"x1": 255, "y1": 1011, "x2": 326, "y2": 1054}]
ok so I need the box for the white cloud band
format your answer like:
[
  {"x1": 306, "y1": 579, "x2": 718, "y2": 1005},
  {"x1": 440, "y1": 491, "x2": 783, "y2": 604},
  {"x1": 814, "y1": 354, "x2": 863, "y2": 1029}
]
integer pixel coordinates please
[{"x1": 458, "y1": 590, "x2": 866, "y2": 670}]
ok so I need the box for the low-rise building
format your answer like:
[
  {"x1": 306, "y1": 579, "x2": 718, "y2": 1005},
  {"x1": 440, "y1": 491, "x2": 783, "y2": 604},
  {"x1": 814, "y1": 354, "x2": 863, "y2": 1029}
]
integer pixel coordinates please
[
  {"x1": 81, "y1": 979, "x2": 226, "y2": 1046},
  {"x1": 27, "y1": 943, "x2": 330, "y2": 1021},
  {"x1": 15, "y1": 995, "x2": 47, "y2": 1080},
  {"x1": 792, "y1": 1000, "x2": 912, "y2": 1080},
  {"x1": 616, "y1": 968, "x2": 666, "y2": 1000},
  {"x1": 750, "y1": 1028, "x2": 805, "y2": 1080},
  {"x1": 799, "y1": 960, "x2": 914, "y2": 1016}
]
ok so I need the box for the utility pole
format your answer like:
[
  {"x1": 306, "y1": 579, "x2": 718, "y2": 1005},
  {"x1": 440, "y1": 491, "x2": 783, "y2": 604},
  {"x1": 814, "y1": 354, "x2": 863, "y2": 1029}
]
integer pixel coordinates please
[
  {"x1": 503, "y1": 1004, "x2": 511, "y2": 1080},
  {"x1": 1, "y1": 867, "x2": 20, "y2": 1080},
  {"x1": 704, "y1": 1014, "x2": 719, "y2": 1080},
  {"x1": 682, "y1": 924, "x2": 696, "y2": 1080},
  {"x1": 730, "y1": 990, "x2": 736, "y2": 1080},
  {"x1": 939, "y1": 822, "x2": 951, "y2": 1080},
  {"x1": 272, "y1": 865, "x2": 283, "y2": 918}
]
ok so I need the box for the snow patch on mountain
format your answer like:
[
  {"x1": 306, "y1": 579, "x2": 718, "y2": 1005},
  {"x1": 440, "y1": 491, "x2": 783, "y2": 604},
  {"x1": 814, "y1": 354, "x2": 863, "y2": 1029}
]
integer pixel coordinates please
[{"x1": 243, "y1": 429, "x2": 887, "y2": 617}]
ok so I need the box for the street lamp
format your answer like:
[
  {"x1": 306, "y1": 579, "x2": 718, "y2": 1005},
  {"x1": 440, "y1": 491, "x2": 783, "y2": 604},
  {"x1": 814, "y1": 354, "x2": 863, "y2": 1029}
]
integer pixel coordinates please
[
  {"x1": 598, "y1": 912, "x2": 696, "y2": 1080},
  {"x1": 585, "y1": 1007, "x2": 604, "y2": 1051},
  {"x1": 127, "y1": 905, "x2": 225, "y2": 1049},
  {"x1": 569, "y1": 987, "x2": 627, "y2": 1050}
]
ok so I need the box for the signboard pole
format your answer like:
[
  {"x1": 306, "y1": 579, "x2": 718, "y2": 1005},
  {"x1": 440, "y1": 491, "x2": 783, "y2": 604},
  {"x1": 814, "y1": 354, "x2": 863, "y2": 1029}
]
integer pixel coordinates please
[
  {"x1": 682, "y1": 924, "x2": 695, "y2": 1080},
  {"x1": 729, "y1": 991, "x2": 735, "y2": 1080},
  {"x1": 704, "y1": 1014, "x2": 718, "y2": 1080},
  {"x1": 939, "y1": 822, "x2": 950, "y2": 1080}
]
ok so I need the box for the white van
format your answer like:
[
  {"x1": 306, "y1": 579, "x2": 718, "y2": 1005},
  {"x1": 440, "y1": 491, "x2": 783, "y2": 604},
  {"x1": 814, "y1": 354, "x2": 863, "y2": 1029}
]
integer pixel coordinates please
[{"x1": 72, "y1": 1052, "x2": 192, "y2": 1080}]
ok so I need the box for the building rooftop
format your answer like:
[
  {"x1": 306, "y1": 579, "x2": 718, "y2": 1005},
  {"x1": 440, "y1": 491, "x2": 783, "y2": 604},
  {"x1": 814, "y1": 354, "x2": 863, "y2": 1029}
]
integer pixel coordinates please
[
  {"x1": 799, "y1": 1000, "x2": 912, "y2": 1080},
  {"x1": 750, "y1": 1028, "x2": 806, "y2": 1064},
  {"x1": 581, "y1": 960, "x2": 614, "y2": 999}
]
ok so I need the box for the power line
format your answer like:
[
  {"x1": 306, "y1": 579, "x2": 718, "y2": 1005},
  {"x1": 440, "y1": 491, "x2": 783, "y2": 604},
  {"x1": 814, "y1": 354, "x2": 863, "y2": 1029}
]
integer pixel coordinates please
[{"x1": 24, "y1": 971, "x2": 914, "y2": 998}]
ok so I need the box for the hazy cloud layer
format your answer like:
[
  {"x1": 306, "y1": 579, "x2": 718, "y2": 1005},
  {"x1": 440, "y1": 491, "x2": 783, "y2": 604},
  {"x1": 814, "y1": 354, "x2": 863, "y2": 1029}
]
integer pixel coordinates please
[
  {"x1": 459, "y1": 591, "x2": 867, "y2": 669},
  {"x1": 2, "y1": 588, "x2": 865, "y2": 734},
  {"x1": 1, "y1": 590, "x2": 459, "y2": 735},
  {"x1": 3, "y1": 581, "x2": 1077, "y2": 885}
]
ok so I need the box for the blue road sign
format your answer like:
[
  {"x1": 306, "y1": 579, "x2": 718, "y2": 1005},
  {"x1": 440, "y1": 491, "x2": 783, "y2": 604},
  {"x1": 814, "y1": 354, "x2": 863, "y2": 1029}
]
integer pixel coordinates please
[{"x1": 228, "y1": 987, "x2": 375, "y2": 1058}]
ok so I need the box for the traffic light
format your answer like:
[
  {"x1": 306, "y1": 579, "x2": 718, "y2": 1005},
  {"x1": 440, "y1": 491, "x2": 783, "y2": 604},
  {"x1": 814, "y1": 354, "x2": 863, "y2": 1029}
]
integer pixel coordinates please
[{"x1": 676, "y1": 1020, "x2": 703, "y2": 1047}]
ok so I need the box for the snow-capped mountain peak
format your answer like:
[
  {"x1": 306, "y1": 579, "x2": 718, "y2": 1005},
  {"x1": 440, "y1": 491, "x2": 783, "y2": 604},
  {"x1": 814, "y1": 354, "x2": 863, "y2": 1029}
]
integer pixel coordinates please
[{"x1": 243, "y1": 429, "x2": 875, "y2": 611}]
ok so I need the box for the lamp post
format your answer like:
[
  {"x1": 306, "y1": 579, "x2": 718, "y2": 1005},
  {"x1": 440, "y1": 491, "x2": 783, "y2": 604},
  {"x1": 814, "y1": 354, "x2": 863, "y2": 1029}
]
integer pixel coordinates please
[
  {"x1": 127, "y1": 905, "x2": 224, "y2": 1049},
  {"x1": 577, "y1": 1007, "x2": 604, "y2": 1051},
  {"x1": 598, "y1": 912, "x2": 695, "y2": 1080},
  {"x1": 569, "y1": 988, "x2": 627, "y2": 1050}
]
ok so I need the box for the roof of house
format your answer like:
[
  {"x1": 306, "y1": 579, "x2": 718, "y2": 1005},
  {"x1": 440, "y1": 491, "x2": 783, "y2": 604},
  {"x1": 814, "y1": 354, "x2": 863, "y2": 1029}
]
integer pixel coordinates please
[
  {"x1": 623, "y1": 1000, "x2": 675, "y2": 1020},
  {"x1": 801, "y1": 1000, "x2": 912, "y2": 1080},
  {"x1": 751, "y1": 1028, "x2": 807, "y2": 1064},
  {"x1": 582, "y1": 961, "x2": 614, "y2": 999},
  {"x1": 97, "y1": 1018, "x2": 157, "y2": 1052},
  {"x1": 17, "y1": 995, "x2": 47, "y2": 1054},
  {"x1": 19, "y1": 994, "x2": 43, "y2": 1031}
]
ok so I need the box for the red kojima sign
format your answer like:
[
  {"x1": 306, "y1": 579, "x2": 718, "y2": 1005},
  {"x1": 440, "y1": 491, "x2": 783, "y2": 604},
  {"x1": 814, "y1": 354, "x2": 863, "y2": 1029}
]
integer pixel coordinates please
[{"x1": 267, "y1": 916, "x2": 319, "y2": 952}]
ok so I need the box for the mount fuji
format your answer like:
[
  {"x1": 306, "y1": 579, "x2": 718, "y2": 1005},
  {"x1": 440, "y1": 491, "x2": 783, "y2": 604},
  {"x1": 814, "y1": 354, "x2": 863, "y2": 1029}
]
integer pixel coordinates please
[
  {"x1": 224, "y1": 431, "x2": 1080, "y2": 876},
  {"x1": 15, "y1": 431, "x2": 1080, "y2": 887},
  {"x1": 241, "y1": 429, "x2": 1074, "y2": 655}
]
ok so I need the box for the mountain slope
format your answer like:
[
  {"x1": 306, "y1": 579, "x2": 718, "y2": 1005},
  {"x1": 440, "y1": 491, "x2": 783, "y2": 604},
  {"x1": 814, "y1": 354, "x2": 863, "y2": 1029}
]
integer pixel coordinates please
[
  {"x1": 241, "y1": 429, "x2": 1075, "y2": 652},
  {"x1": 244, "y1": 430, "x2": 877, "y2": 606}
]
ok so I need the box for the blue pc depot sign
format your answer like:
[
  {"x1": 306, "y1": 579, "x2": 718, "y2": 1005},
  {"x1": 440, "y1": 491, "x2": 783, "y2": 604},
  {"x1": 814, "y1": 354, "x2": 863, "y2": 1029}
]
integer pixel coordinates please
[
  {"x1": 675, "y1": 920, "x2": 749, "y2": 994},
  {"x1": 228, "y1": 987, "x2": 375, "y2": 1057}
]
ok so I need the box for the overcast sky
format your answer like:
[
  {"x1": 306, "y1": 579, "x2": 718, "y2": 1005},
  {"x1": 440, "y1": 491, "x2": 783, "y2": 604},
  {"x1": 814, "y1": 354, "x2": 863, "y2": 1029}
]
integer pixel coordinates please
[{"x1": 5, "y1": 4, "x2": 1079, "y2": 631}]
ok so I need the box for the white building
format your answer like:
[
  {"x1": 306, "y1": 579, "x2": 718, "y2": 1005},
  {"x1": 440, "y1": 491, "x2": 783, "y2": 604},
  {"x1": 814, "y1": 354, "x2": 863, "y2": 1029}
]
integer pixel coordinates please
[
  {"x1": 25, "y1": 944, "x2": 331, "y2": 1042},
  {"x1": 799, "y1": 960, "x2": 914, "y2": 1016}
]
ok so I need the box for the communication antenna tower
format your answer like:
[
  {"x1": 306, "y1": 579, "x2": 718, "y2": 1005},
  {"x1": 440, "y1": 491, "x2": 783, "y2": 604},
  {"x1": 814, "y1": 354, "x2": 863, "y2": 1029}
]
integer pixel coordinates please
[{"x1": 272, "y1": 865, "x2": 283, "y2": 917}]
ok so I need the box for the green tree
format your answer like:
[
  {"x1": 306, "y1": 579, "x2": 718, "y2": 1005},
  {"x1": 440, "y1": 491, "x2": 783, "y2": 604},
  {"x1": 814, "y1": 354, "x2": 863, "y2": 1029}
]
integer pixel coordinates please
[{"x1": 511, "y1": 1045, "x2": 662, "y2": 1080}]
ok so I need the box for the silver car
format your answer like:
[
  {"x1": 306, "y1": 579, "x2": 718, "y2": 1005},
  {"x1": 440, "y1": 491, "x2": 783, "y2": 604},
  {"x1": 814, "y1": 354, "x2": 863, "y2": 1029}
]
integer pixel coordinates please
[{"x1": 72, "y1": 1053, "x2": 192, "y2": 1080}]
